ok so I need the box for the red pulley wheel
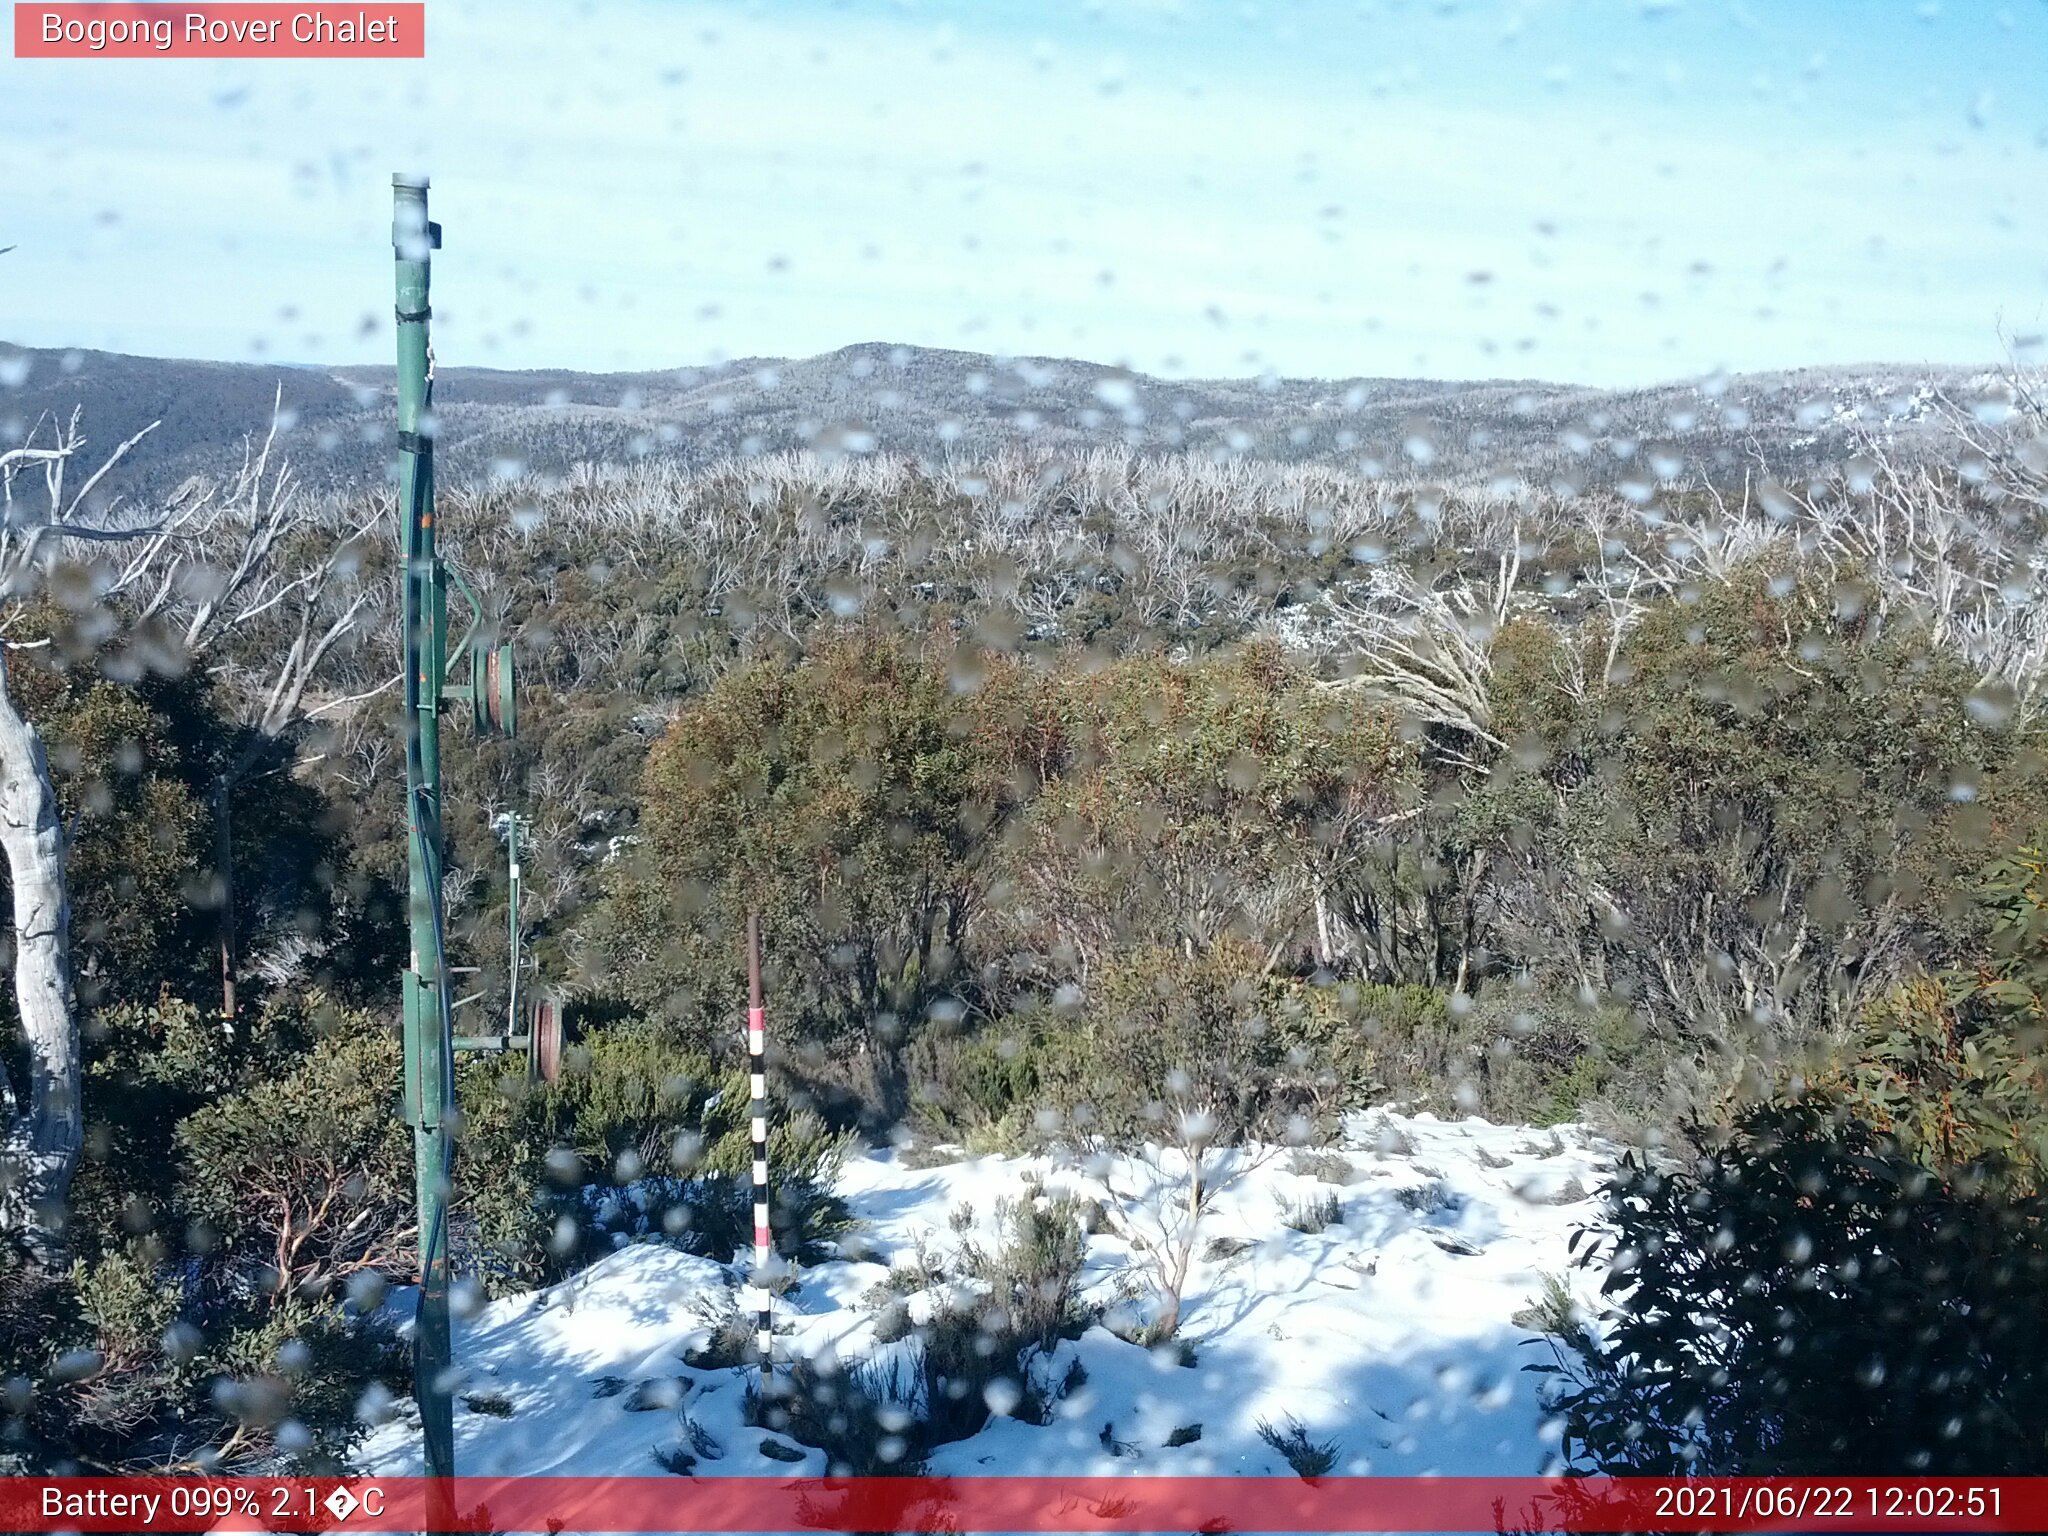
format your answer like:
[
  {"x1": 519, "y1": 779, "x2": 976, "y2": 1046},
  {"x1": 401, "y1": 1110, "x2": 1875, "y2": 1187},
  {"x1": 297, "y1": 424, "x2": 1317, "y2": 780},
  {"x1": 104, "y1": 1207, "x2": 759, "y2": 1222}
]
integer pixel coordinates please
[
  {"x1": 530, "y1": 992, "x2": 564, "y2": 1083},
  {"x1": 483, "y1": 645, "x2": 504, "y2": 731}
]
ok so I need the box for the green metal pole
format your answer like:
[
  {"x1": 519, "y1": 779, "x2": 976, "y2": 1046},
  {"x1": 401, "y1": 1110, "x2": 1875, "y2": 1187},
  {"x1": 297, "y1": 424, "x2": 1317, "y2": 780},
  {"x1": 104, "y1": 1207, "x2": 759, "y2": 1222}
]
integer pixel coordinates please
[
  {"x1": 506, "y1": 813, "x2": 521, "y2": 1044},
  {"x1": 393, "y1": 173, "x2": 456, "y2": 1510}
]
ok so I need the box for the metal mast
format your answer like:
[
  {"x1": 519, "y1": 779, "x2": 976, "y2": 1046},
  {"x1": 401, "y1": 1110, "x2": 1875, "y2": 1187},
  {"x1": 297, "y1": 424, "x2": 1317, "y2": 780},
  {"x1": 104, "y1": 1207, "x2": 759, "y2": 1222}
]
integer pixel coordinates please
[
  {"x1": 392, "y1": 172, "x2": 456, "y2": 1496},
  {"x1": 392, "y1": 175, "x2": 533, "y2": 1518}
]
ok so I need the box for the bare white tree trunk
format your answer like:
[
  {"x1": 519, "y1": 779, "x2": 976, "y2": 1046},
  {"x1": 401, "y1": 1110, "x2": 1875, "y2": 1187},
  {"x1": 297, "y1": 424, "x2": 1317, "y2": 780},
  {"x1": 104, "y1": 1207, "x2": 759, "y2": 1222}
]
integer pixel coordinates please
[
  {"x1": 0, "y1": 403, "x2": 378, "y2": 1268},
  {"x1": 0, "y1": 653, "x2": 77, "y2": 1269},
  {"x1": 0, "y1": 410, "x2": 167, "y2": 1269}
]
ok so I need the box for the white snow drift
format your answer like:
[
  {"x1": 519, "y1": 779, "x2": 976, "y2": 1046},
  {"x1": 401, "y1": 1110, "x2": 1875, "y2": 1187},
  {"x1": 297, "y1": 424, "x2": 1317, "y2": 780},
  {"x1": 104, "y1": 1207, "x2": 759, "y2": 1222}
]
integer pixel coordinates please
[{"x1": 358, "y1": 1111, "x2": 1613, "y2": 1479}]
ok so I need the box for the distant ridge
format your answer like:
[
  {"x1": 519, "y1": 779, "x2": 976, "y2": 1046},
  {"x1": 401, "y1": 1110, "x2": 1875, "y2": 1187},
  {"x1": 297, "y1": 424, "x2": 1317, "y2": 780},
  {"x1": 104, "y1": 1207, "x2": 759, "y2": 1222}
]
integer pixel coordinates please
[{"x1": 0, "y1": 338, "x2": 2003, "y2": 504}]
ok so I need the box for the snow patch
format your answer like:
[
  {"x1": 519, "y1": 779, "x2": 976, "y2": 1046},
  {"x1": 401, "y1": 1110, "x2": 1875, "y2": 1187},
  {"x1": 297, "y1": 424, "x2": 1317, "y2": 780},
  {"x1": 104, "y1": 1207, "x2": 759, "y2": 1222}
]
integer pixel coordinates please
[{"x1": 358, "y1": 1111, "x2": 1612, "y2": 1479}]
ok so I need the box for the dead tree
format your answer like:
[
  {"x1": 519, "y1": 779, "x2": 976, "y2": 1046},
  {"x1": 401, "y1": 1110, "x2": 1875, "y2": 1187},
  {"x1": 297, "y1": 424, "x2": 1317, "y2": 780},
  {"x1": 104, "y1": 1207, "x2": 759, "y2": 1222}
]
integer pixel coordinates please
[
  {"x1": 1313, "y1": 541, "x2": 1523, "y2": 770},
  {"x1": 0, "y1": 410, "x2": 178, "y2": 1267},
  {"x1": 0, "y1": 402, "x2": 377, "y2": 1265},
  {"x1": 128, "y1": 402, "x2": 383, "y2": 1020}
]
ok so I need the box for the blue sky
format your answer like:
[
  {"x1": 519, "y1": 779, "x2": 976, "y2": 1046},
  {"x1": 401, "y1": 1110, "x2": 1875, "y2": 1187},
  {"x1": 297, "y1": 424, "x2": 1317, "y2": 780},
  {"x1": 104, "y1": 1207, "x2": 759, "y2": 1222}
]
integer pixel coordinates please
[{"x1": 1, "y1": 0, "x2": 2043, "y2": 386}]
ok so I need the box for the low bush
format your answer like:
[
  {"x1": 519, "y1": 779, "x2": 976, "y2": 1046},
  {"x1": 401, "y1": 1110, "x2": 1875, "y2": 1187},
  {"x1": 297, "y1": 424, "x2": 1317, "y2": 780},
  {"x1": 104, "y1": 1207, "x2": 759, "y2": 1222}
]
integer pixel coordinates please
[
  {"x1": 1256, "y1": 1413, "x2": 1339, "y2": 1479},
  {"x1": 6, "y1": 1240, "x2": 406, "y2": 1474},
  {"x1": 1279, "y1": 1190, "x2": 1341, "y2": 1233},
  {"x1": 176, "y1": 1018, "x2": 412, "y2": 1307},
  {"x1": 1346, "y1": 977, "x2": 1648, "y2": 1126},
  {"x1": 864, "y1": 1305, "x2": 1027, "y2": 1448},
  {"x1": 1286, "y1": 1149, "x2": 1356, "y2": 1184},
  {"x1": 0, "y1": 1249, "x2": 89, "y2": 1472},
  {"x1": 71, "y1": 991, "x2": 332, "y2": 1261},
  {"x1": 649, "y1": 1441, "x2": 697, "y2": 1475},
  {"x1": 681, "y1": 1303, "x2": 757, "y2": 1371},
  {"x1": 954, "y1": 1182, "x2": 1093, "y2": 1354},
  {"x1": 456, "y1": 1021, "x2": 858, "y2": 1286},
  {"x1": 905, "y1": 1025, "x2": 1044, "y2": 1145},
  {"x1": 206, "y1": 1299, "x2": 410, "y2": 1471},
  {"x1": 1029, "y1": 941, "x2": 1340, "y2": 1339},
  {"x1": 1, "y1": 987, "x2": 413, "y2": 1474},
  {"x1": 1541, "y1": 1097, "x2": 2048, "y2": 1474},
  {"x1": 748, "y1": 1356, "x2": 920, "y2": 1476},
  {"x1": 769, "y1": 1218, "x2": 1093, "y2": 1477}
]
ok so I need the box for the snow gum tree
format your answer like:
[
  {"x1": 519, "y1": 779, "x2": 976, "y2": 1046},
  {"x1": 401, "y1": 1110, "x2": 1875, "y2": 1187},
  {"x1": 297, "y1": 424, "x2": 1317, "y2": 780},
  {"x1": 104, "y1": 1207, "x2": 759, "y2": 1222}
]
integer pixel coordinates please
[
  {"x1": 0, "y1": 409, "x2": 372, "y2": 1268},
  {"x1": 0, "y1": 415, "x2": 166, "y2": 1266}
]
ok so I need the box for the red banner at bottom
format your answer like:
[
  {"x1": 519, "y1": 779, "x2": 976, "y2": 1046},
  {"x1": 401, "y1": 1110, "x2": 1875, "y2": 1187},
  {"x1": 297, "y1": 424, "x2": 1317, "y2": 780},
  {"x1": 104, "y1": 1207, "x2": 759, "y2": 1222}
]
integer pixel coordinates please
[{"x1": 5, "y1": 1476, "x2": 2048, "y2": 1533}]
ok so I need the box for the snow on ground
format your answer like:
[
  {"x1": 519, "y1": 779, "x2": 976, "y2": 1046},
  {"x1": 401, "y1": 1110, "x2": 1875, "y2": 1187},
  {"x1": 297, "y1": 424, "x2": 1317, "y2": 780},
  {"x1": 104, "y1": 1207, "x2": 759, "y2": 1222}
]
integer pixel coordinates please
[{"x1": 357, "y1": 1110, "x2": 1614, "y2": 1480}]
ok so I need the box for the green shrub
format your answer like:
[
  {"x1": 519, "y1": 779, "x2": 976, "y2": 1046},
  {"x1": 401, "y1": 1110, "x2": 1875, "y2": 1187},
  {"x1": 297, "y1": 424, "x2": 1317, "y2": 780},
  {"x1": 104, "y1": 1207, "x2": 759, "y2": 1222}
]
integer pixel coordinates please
[
  {"x1": 994, "y1": 642, "x2": 1414, "y2": 979},
  {"x1": 72, "y1": 990, "x2": 333, "y2": 1259},
  {"x1": 1832, "y1": 972, "x2": 2048, "y2": 1193},
  {"x1": 1038, "y1": 942, "x2": 1327, "y2": 1144},
  {"x1": 1034, "y1": 940, "x2": 1333, "y2": 1338},
  {"x1": 1344, "y1": 977, "x2": 1647, "y2": 1126},
  {"x1": 3, "y1": 986, "x2": 414, "y2": 1472},
  {"x1": 763, "y1": 1252, "x2": 1093, "y2": 1477},
  {"x1": 1509, "y1": 1272, "x2": 1582, "y2": 1335},
  {"x1": 955, "y1": 1183, "x2": 1093, "y2": 1354},
  {"x1": 1, "y1": 659, "x2": 210, "y2": 1015},
  {"x1": 1256, "y1": 1413, "x2": 1339, "y2": 1479},
  {"x1": 1818, "y1": 845, "x2": 2048, "y2": 1193},
  {"x1": 681, "y1": 1304, "x2": 758, "y2": 1371},
  {"x1": 66, "y1": 1245, "x2": 190, "y2": 1444},
  {"x1": 449, "y1": 1058, "x2": 562, "y2": 1290},
  {"x1": 176, "y1": 1016, "x2": 412, "y2": 1306},
  {"x1": 208, "y1": 1298, "x2": 409, "y2": 1470},
  {"x1": 19, "y1": 1242, "x2": 405, "y2": 1474},
  {"x1": 528, "y1": 1023, "x2": 725, "y2": 1170},
  {"x1": 1541, "y1": 1097, "x2": 2048, "y2": 1474},
  {"x1": 587, "y1": 632, "x2": 1026, "y2": 1124},
  {"x1": 455, "y1": 1021, "x2": 857, "y2": 1283},
  {"x1": 1479, "y1": 573, "x2": 2047, "y2": 1051},
  {"x1": 749, "y1": 1356, "x2": 920, "y2": 1476},
  {"x1": 906, "y1": 1025, "x2": 1044, "y2": 1138},
  {"x1": 1293, "y1": 979, "x2": 1441, "y2": 1104},
  {"x1": 0, "y1": 1248, "x2": 90, "y2": 1472}
]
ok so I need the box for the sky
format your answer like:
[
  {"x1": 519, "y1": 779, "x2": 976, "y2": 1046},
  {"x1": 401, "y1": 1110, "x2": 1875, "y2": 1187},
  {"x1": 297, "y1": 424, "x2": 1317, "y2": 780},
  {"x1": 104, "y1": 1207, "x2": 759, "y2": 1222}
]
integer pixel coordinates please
[{"x1": 1, "y1": 0, "x2": 2045, "y2": 387}]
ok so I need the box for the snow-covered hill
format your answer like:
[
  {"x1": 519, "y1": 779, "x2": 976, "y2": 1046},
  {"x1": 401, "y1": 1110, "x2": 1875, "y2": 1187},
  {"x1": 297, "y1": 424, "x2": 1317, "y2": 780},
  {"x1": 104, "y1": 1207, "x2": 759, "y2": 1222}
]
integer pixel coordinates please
[
  {"x1": 358, "y1": 1112, "x2": 1615, "y2": 1480},
  {"x1": 0, "y1": 335, "x2": 2001, "y2": 500}
]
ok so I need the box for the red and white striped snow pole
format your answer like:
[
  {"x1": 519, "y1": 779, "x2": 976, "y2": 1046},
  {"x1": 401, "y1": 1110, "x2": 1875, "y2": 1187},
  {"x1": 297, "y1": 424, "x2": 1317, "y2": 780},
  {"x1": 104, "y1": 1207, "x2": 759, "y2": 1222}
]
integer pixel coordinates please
[{"x1": 746, "y1": 911, "x2": 772, "y2": 1385}]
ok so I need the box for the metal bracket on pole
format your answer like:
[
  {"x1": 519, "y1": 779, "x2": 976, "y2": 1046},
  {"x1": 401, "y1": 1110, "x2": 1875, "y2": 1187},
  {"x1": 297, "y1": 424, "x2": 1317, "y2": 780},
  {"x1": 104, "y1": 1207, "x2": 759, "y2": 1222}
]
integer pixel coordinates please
[
  {"x1": 392, "y1": 173, "x2": 442, "y2": 256},
  {"x1": 442, "y1": 562, "x2": 484, "y2": 684}
]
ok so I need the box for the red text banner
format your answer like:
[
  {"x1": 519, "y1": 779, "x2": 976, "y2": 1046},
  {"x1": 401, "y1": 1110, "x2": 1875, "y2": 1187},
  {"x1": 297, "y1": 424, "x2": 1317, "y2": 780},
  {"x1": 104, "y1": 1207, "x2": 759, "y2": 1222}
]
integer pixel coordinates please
[
  {"x1": 3, "y1": 1476, "x2": 2046, "y2": 1533},
  {"x1": 13, "y1": 4, "x2": 424, "y2": 57}
]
